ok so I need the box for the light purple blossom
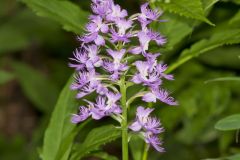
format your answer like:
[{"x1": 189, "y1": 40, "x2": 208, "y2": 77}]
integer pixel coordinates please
[
  {"x1": 110, "y1": 29, "x2": 132, "y2": 43},
  {"x1": 132, "y1": 61, "x2": 162, "y2": 87},
  {"x1": 79, "y1": 31, "x2": 105, "y2": 46},
  {"x1": 71, "y1": 70, "x2": 105, "y2": 99},
  {"x1": 71, "y1": 106, "x2": 90, "y2": 123},
  {"x1": 88, "y1": 16, "x2": 109, "y2": 33},
  {"x1": 69, "y1": 45, "x2": 102, "y2": 70},
  {"x1": 79, "y1": 16, "x2": 108, "y2": 45},
  {"x1": 147, "y1": 29, "x2": 166, "y2": 46},
  {"x1": 130, "y1": 29, "x2": 166, "y2": 55},
  {"x1": 138, "y1": 3, "x2": 162, "y2": 28},
  {"x1": 129, "y1": 106, "x2": 154, "y2": 131},
  {"x1": 156, "y1": 63, "x2": 174, "y2": 80},
  {"x1": 91, "y1": 0, "x2": 113, "y2": 17},
  {"x1": 144, "y1": 132, "x2": 165, "y2": 152},
  {"x1": 130, "y1": 31, "x2": 151, "y2": 54},
  {"x1": 103, "y1": 49, "x2": 128, "y2": 80},
  {"x1": 116, "y1": 19, "x2": 133, "y2": 35},
  {"x1": 72, "y1": 91, "x2": 121, "y2": 122},
  {"x1": 69, "y1": 48, "x2": 88, "y2": 71},
  {"x1": 144, "y1": 117, "x2": 164, "y2": 134},
  {"x1": 142, "y1": 87, "x2": 178, "y2": 105},
  {"x1": 89, "y1": 92, "x2": 122, "y2": 120},
  {"x1": 129, "y1": 106, "x2": 165, "y2": 152},
  {"x1": 110, "y1": 19, "x2": 133, "y2": 43},
  {"x1": 84, "y1": 45, "x2": 102, "y2": 68},
  {"x1": 106, "y1": 4, "x2": 128, "y2": 22},
  {"x1": 132, "y1": 59, "x2": 174, "y2": 88}
]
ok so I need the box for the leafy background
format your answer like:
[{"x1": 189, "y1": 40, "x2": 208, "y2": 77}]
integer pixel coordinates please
[{"x1": 0, "y1": 0, "x2": 240, "y2": 159}]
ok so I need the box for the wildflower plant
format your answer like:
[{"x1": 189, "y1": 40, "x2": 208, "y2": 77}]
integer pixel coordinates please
[{"x1": 69, "y1": 0, "x2": 178, "y2": 159}]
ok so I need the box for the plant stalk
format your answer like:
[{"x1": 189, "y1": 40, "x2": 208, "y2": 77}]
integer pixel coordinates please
[
  {"x1": 142, "y1": 143, "x2": 149, "y2": 160},
  {"x1": 120, "y1": 76, "x2": 128, "y2": 160}
]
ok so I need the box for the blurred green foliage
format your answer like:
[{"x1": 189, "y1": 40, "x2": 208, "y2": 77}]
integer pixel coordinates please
[{"x1": 0, "y1": 0, "x2": 240, "y2": 160}]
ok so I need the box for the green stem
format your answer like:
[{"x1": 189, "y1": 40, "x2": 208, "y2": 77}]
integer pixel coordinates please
[
  {"x1": 120, "y1": 76, "x2": 128, "y2": 160},
  {"x1": 142, "y1": 143, "x2": 149, "y2": 160}
]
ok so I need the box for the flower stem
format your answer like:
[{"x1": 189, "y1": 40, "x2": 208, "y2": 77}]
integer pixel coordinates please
[
  {"x1": 142, "y1": 143, "x2": 149, "y2": 160},
  {"x1": 120, "y1": 76, "x2": 128, "y2": 160}
]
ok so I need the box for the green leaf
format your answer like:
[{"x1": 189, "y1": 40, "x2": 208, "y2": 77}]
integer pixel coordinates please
[
  {"x1": 229, "y1": 10, "x2": 240, "y2": 26},
  {"x1": 42, "y1": 76, "x2": 78, "y2": 160},
  {"x1": 223, "y1": 0, "x2": 240, "y2": 4},
  {"x1": 204, "y1": 154, "x2": 240, "y2": 160},
  {"x1": 71, "y1": 125, "x2": 121, "y2": 160},
  {"x1": 129, "y1": 135, "x2": 144, "y2": 160},
  {"x1": 227, "y1": 154, "x2": 240, "y2": 160},
  {"x1": 0, "y1": 70, "x2": 14, "y2": 85},
  {"x1": 12, "y1": 62, "x2": 59, "y2": 113},
  {"x1": 201, "y1": 0, "x2": 219, "y2": 11},
  {"x1": 167, "y1": 29, "x2": 240, "y2": 73},
  {"x1": 55, "y1": 120, "x2": 90, "y2": 160},
  {"x1": 0, "y1": 8, "x2": 66, "y2": 55},
  {"x1": 0, "y1": 25, "x2": 29, "y2": 55},
  {"x1": 215, "y1": 114, "x2": 240, "y2": 131},
  {"x1": 205, "y1": 77, "x2": 240, "y2": 84},
  {"x1": 21, "y1": 0, "x2": 89, "y2": 34},
  {"x1": 154, "y1": 0, "x2": 214, "y2": 25},
  {"x1": 158, "y1": 13, "x2": 193, "y2": 50},
  {"x1": 199, "y1": 46, "x2": 240, "y2": 69},
  {"x1": 88, "y1": 152, "x2": 119, "y2": 160}
]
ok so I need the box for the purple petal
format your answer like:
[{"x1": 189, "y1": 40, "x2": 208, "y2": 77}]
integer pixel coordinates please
[
  {"x1": 91, "y1": 109, "x2": 105, "y2": 120},
  {"x1": 71, "y1": 114, "x2": 82, "y2": 124},
  {"x1": 129, "y1": 47, "x2": 142, "y2": 54},
  {"x1": 142, "y1": 92, "x2": 157, "y2": 102},
  {"x1": 101, "y1": 24, "x2": 109, "y2": 33},
  {"x1": 95, "y1": 35, "x2": 105, "y2": 46},
  {"x1": 129, "y1": 121, "x2": 142, "y2": 132},
  {"x1": 132, "y1": 74, "x2": 142, "y2": 84},
  {"x1": 145, "y1": 132, "x2": 165, "y2": 152}
]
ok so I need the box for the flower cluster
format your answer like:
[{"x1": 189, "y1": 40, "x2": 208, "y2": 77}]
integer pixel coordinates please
[
  {"x1": 129, "y1": 106, "x2": 164, "y2": 152},
  {"x1": 69, "y1": 0, "x2": 178, "y2": 153},
  {"x1": 71, "y1": 92, "x2": 121, "y2": 123}
]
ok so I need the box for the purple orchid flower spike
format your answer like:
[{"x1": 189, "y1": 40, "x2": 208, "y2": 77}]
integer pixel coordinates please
[{"x1": 70, "y1": 0, "x2": 178, "y2": 156}]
